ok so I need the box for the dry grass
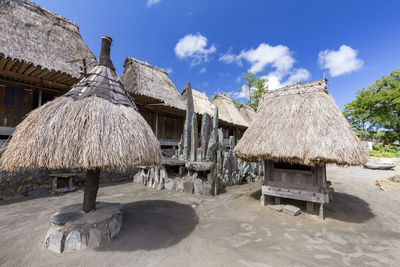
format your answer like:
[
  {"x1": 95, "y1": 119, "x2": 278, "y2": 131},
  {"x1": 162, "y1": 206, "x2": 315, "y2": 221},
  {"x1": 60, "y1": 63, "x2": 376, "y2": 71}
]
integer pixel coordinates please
[
  {"x1": 122, "y1": 57, "x2": 186, "y2": 110},
  {"x1": 239, "y1": 104, "x2": 256, "y2": 124},
  {"x1": 234, "y1": 79, "x2": 367, "y2": 166},
  {"x1": 0, "y1": 0, "x2": 96, "y2": 78},
  {"x1": 1, "y1": 95, "x2": 162, "y2": 171},
  {"x1": 182, "y1": 88, "x2": 215, "y2": 117},
  {"x1": 212, "y1": 93, "x2": 248, "y2": 128}
]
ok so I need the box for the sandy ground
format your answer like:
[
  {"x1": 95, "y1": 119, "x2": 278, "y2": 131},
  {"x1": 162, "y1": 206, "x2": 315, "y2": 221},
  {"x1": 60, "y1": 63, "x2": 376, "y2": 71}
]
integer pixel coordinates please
[{"x1": 0, "y1": 165, "x2": 400, "y2": 267}]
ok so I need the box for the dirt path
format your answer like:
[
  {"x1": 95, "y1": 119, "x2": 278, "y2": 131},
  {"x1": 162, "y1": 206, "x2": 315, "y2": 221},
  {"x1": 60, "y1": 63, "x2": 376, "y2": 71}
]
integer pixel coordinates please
[{"x1": 0, "y1": 166, "x2": 399, "y2": 266}]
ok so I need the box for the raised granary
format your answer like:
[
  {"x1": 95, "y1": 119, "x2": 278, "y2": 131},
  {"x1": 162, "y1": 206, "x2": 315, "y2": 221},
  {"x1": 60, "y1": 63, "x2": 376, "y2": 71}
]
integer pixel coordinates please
[{"x1": 234, "y1": 79, "x2": 367, "y2": 218}]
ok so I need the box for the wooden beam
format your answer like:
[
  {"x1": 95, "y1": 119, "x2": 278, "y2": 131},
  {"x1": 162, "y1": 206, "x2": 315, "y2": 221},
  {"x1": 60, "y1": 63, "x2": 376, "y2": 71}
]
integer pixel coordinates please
[
  {"x1": 0, "y1": 68, "x2": 70, "y2": 90},
  {"x1": 155, "y1": 111, "x2": 159, "y2": 138},
  {"x1": 38, "y1": 88, "x2": 43, "y2": 107},
  {"x1": 0, "y1": 78, "x2": 63, "y2": 94},
  {"x1": 17, "y1": 62, "x2": 30, "y2": 74}
]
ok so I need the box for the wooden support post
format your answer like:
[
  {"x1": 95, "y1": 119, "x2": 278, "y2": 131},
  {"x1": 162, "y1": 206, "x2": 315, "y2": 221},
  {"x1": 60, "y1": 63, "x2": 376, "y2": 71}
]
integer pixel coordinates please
[
  {"x1": 82, "y1": 168, "x2": 101, "y2": 213},
  {"x1": 275, "y1": 197, "x2": 281, "y2": 205},
  {"x1": 319, "y1": 203, "x2": 324, "y2": 220},
  {"x1": 155, "y1": 111, "x2": 159, "y2": 138},
  {"x1": 306, "y1": 202, "x2": 314, "y2": 213},
  {"x1": 51, "y1": 177, "x2": 57, "y2": 194},
  {"x1": 38, "y1": 88, "x2": 42, "y2": 107},
  {"x1": 260, "y1": 194, "x2": 266, "y2": 206},
  {"x1": 68, "y1": 177, "x2": 73, "y2": 189}
]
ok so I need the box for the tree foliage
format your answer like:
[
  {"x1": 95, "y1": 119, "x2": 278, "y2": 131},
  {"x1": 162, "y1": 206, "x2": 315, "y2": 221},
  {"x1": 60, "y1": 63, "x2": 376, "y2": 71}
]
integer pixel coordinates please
[
  {"x1": 344, "y1": 69, "x2": 400, "y2": 143},
  {"x1": 239, "y1": 72, "x2": 267, "y2": 111}
]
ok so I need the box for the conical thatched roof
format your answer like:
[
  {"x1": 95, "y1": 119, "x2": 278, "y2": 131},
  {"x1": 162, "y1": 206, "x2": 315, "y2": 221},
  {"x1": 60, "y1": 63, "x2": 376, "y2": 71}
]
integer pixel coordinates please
[
  {"x1": 239, "y1": 104, "x2": 256, "y2": 124},
  {"x1": 0, "y1": 0, "x2": 96, "y2": 79},
  {"x1": 234, "y1": 79, "x2": 367, "y2": 166},
  {"x1": 212, "y1": 94, "x2": 249, "y2": 128},
  {"x1": 121, "y1": 57, "x2": 186, "y2": 111},
  {"x1": 182, "y1": 88, "x2": 215, "y2": 116},
  {"x1": 1, "y1": 37, "x2": 162, "y2": 171}
]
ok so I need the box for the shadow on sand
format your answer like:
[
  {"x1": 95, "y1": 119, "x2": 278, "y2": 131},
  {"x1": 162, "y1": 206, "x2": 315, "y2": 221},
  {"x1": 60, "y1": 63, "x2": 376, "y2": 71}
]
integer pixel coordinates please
[
  {"x1": 250, "y1": 189, "x2": 374, "y2": 223},
  {"x1": 96, "y1": 200, "x2": 199, "y2": 252}
]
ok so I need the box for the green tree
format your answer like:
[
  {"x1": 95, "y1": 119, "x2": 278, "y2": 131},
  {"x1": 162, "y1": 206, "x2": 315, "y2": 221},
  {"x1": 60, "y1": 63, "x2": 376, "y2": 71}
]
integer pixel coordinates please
[
  {"x1": 344, "y1": 69, "x2": 400, "y2": 143},
  {"x1": 239, "y1": 72, "x2": 267, "y2": 111}
]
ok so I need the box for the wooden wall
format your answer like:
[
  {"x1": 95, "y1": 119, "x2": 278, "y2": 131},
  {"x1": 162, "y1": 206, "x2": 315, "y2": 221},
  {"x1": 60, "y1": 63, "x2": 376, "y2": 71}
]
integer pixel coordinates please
[
  {"x1": 140, "y1": 109, "x2": 184, "y2": 143},
  {"x1": 0, "y1": 84, "x2": 32, "y2": 127}
]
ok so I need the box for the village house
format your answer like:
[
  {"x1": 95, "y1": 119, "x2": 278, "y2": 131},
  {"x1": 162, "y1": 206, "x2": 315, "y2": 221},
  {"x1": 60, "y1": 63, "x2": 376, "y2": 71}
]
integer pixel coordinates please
[
  {"x1": 121, "y1": 57, "x2": 186, "y2": 148},
  {"x1": 234, "y1": 79, "x2": 367, "y2": 218},
  {"x1": 0, "y1": 0, "x2": 96, "y2": 147}
]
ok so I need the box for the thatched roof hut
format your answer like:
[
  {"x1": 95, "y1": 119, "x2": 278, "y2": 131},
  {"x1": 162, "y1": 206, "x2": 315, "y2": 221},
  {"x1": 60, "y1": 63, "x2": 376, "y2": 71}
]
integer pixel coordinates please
[
  {"x1": 122, "y1": 57, "x2": 186, "y2": 112},
  {"x1": 182, "y1": 88, "x2": 215, "y2": 116},
  {"x1": 0, "y1": 0, "x2": 96, "y2": 85},
  {"x1": 234, "y1": 79, "x2": 367, "y2": 166},
  {"x1": 212, "y1": 93, "x2": 249, "y2": 128},
  {"x1": 238, "y1": 104, "x2": 256, "y2": 124},
  {"x1": 1, "y1": 37, "x2": 162, "y2": 172}
]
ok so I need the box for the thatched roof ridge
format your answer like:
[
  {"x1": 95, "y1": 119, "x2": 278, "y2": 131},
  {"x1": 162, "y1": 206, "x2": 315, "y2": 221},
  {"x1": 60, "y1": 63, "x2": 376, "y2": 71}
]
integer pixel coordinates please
[
  {"x1": 122, "y1": 57, "x2": 186, "y2": 110},
  {"x1": 212, "y1": 93, "x2": 249, "y2": 128},
  {"x1": 182, "y1": 88, "x2": 215, "y2": 116},
  {"x1": 0, "y1": 0, "x2": 96, "y2": 78},
  {"x1": 239, "y1": 104, "x2": 256, "y2": 124},
  {"x1": 234, "y1": 79, "x2": 367, "y2": 166}
]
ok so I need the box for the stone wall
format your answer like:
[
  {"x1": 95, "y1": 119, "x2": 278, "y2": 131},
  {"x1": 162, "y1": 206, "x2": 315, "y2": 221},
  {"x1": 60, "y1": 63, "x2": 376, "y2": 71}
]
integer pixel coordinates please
[{"x1": 0, "y1": 169, "x2": 135, "y2": 200}]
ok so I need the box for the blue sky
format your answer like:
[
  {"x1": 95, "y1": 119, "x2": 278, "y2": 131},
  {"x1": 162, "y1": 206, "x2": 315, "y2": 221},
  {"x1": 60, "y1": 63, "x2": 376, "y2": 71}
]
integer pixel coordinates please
[{"x1": 34, "y1": 0, "x2": 400, "y2": 109}]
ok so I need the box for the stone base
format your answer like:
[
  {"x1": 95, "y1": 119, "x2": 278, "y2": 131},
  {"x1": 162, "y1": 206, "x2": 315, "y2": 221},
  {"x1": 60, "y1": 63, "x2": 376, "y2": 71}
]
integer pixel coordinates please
[{"x1": 44, "y1": 202, "x2": 122, "y2": 253}]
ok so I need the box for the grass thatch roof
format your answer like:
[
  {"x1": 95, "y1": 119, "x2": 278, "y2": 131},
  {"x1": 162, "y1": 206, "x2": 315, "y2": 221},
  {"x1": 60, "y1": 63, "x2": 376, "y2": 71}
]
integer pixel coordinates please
[
  {"x1": 182, "y1": 88, "x2": 215, "y2": 116},
  {"x1": 0, "y1": 0, "x2": 96, "y2": 78},
  {"x1": 122, "y1": 57, "x2": 186, "y2": 111},
  {"x1": 239, "y1": 104, "x2": 256, "y2": 124},
  {"x1": 212, "y1": 94, "x2": 249, "y2": 128},
  {"x1": 1, "y1": 39, "x2": 162, "y2": 171},
  {"x1": 234, "y1": 79, "x2": 367, "y2": 166}
]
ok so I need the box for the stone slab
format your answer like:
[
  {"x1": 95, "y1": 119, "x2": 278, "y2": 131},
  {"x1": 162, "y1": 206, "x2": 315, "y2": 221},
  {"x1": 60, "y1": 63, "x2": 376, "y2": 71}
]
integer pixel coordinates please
[
  {"x1": 45, "y1": 202, "x2": 122, "y2": 253},
  {"x1": 282, "y1": 205, "x2": 301, "y2": 216},
  {"x1": 185, "y1": 161, "x2": 215, "y2": 172},
  {"x1": 364, "y1": 163, "x2": 395, "y2": 170}
]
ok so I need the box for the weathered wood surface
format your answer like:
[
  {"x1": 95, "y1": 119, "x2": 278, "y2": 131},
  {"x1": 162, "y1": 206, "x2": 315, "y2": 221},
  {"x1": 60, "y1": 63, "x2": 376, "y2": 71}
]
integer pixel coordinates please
[{"x1": 261, "y1": 185, "x2": 328, "y2": 204}]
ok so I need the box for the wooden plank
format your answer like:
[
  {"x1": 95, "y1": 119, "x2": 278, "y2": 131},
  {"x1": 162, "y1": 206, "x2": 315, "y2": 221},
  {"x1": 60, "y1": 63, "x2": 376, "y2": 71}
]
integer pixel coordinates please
[
  {"x1": 36, "y1": 69, "x2": 50, "y2": 79},
  {"x1": 23, "y1": 65, "x2": 37, "y2": 75},
  {"x1": 4, "y1": 59, "x2": 15, "y2": 71},
  {"x1": 17, "y1": 62, "x2": 30, "y2": 74},
  {"x1": 262, "y1": 185, "x2": 328, "y2": 204},
  {"x1": 0, "y1": 68, "x2": 69, "y2": 90},
  {"x1": 29, "y1": 68, "x2": 44, "y2": 77},
  {"x1": 0, "y1": 58, "x2": 8, "y2": 69},
  {"x1": 159, "y1": 140, "x2": 178, "y2": 146}
]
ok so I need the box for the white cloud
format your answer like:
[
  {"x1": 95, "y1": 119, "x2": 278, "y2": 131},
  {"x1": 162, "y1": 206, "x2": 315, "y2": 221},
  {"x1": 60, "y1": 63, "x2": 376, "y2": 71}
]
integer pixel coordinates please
[
  {"x1": 174, "y1": 33, "x2": 216, "y2": 66},
  {"x1": 235, "y1": 76, "x2": 241, "y2": 83},
  {"x1": 219, "y1": 43, "x2": 294, "y2": 74},
  {"x1": 147, "y1": 0, "x2": 161, "y2": 7},
  {"x1": 199, "y1": 67, "x2": 206, "y2": 74},
  {"x1": 221, "y1": 43, "x2": 310, "y2": 95},
  {"x1": 318, "y1": 45, "x2": 364, "y2": 77}
]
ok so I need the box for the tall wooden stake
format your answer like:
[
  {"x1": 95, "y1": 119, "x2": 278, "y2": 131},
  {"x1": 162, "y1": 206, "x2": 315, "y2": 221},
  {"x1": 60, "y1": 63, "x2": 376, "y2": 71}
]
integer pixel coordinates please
[{"x1": 83, "y1": 168, "x2": 101, "y2": 213}]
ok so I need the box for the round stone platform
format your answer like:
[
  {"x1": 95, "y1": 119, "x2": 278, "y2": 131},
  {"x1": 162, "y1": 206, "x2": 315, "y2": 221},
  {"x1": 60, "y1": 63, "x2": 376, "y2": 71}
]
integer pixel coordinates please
[{"x1": 44, "y1": 202, "x2": 122, "y2": 253}]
